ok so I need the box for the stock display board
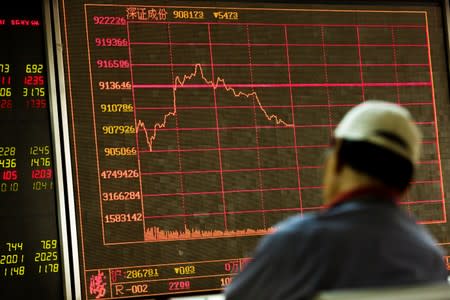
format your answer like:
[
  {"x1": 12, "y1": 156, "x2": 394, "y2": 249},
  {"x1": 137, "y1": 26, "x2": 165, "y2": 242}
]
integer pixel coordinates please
[
  {"x1": 0, "y1": 2, "x2": 63, "y2": 299},
  {"x1": 58, "y1": 0, "x2": 450, "y2": 298}
]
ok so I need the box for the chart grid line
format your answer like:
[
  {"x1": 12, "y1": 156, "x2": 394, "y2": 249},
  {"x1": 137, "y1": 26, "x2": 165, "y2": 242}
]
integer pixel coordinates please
[
  {"x1": 128, "y1": 20, "x2": 427, "y2": 28},
  {"x1": 126, "y1": 20, "x2": 147, "y2": 236},
  {"x1": 356, "y1": 27, "x2": 366, "y2": 101},
  {"x1": 133, "y1": 82, "x2": 432, "y2": 88},
  {"x1": 424, "y1": 12, "x2": 447, "y2": 222},
  {"x1": 284, "y1": 25, "x2": 304, "y2": 213},
  {"x1": 167, "y1": 23, "x2": 188, "y2": 229},
  {"x1": 142, "y1": 198, "x2": 444, "y2": 219},
  {"x1": 138, "y1": 140, "x2": 437, "y2": 154},
  {"x1": 245, "y1": 24, "x2": 267, "y2": 227},
  {"x1": 132, "y1": 63, "x2": 430, "y2": 67},
  {"x1": 135, "y1": 102, "x2": 435, "y2": 110},
  {"x1": 130, "y1": 41, "x2": 428, "y2": 47},
  {"x1": 207, "y1": 23, "x2": 228, "y2": 230}
]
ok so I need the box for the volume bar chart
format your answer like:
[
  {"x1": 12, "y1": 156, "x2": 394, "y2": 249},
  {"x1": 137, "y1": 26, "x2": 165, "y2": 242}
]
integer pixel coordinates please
[{"x1": 84, "y1": 5, "x2": 445, "y2": 245}]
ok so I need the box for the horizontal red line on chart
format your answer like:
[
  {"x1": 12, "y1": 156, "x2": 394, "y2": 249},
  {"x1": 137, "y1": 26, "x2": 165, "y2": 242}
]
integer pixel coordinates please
[
  {"x1": 139, "y1": 141, "x2": 436, "y2": 153},
  {"x1": 111, "y1": 273, "x2": 237, "y2": 285},
  {"x1": 88, "y1": 258, "x2": 246, "y2": 270},
  {"x1": 140, "y1": 144, "x2": 328, "y2": 153},
  {"x1": 420, "y1": 220, "x2": 447, "y2": 224},
  {"x1": 130, "y1": 42, "x2": 427, "y2": 47},
  {"x1": 133, "y1": 82, "x2": 431, "y2": 88},
  {"x1": 141, "y1": 166, "x2": 316, "y2": 176},
  {"x1": 129, "y1": 21, "x2": 425, "y2": 28},
  {"x1": 144, "y1": 187, "x2": 303, "y2": 198},
  {"x1": 141, "y1": 166, "x2": 439, "y2": 176},
  {"x1": 418, "y1": 160, "x2": 439, "y2": 165},
  {"x1": 144, "y1": 207, "x2": 315, "y2": 219},
  {"x1": 133, "y1": 63, "x2": 429, "y2": 67},
  {"x1": 143, "y1": 200, "x2": 443, "y2": 219},
  {"x1": 141, "y1": 122, "x2": 434, "y2": 132},
  {"x1": 410, "y1": 180, "x2": 441, "y2": 184},
  {"x1": 400, "y1": 199, "x2": 444, "y2": 205},
  {"x1": 111, "y1": 275, "x2": 236, "y2": 286},
  {"x1": 143, "y1": 183, "x2": 439, "y2": 198},
  {"x1": 135, "y1": 102, "x2": 434, "y2": 111},
  {"x1": 143, "y1": 124, "x2": 332, "y2": 131}
]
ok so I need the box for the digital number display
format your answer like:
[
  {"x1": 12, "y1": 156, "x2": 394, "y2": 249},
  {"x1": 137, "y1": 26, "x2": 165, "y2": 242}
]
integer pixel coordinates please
[
  {"x1": 0, "y1": 2, "x2": 62, "y2": 299},
  {"x1": 59, "y1": 0, "x2": 450, "y2": 298}
]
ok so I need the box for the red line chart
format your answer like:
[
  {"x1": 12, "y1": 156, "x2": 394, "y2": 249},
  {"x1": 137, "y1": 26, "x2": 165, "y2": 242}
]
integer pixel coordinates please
[
  {"x1": 88, "y1": 8, "x2": 447, "y2": 244},
  {"x1": 136, "y1": 63, "x2": 293, "y2": 152}
]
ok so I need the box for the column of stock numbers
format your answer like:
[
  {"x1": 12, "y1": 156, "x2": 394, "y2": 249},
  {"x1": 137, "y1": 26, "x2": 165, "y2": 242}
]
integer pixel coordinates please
[
  {"x1": 0, "y1": 62, "x2": 53, "y2": 193},
  {"x1": 0, "y1": 9, "x2": 62, "y2": 298},
  {"x1": 0, "y1": 63, "x2": 18, "y2": 193},
  {"x1": 89, "y1": 11, "x2": 144, "y2": 243}
]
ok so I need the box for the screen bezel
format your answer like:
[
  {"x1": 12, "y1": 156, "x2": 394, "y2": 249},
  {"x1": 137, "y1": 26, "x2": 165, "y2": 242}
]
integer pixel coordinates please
[{"x1": 49, "y1": 1, "x2": 450, "y2": 298}]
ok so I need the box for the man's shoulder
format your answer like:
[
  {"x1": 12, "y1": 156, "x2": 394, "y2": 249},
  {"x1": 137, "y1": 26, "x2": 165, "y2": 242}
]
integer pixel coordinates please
[
  {"x1": 266, "y1": 207, "x2": 366, "y2": 244},
  {"x1": 267, "y1": 213, "x2": 325, "y2": 242},
  {"x1": 253, "y1": 213, "x2": 326, "y2": 262}
]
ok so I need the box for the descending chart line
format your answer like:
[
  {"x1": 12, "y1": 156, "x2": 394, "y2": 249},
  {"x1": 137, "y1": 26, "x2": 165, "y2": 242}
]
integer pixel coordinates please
[{"x1": 136, "y1": 63, "x2": 294, "y2": 151}]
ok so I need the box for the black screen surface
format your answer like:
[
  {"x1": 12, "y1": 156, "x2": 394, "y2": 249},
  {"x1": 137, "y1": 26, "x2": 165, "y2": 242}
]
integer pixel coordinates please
[
  {"x1": 0, "y1": 2, "x2": 63, "y2": 299},
  {"x1": 58, "y1": 1, "x2": 450, "y2": 298}
]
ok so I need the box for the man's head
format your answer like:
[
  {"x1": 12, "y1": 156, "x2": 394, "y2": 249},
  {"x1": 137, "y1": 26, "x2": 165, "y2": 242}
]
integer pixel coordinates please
[{"x1": 323, "y1": 100, "x2": 422, "y2": 204}]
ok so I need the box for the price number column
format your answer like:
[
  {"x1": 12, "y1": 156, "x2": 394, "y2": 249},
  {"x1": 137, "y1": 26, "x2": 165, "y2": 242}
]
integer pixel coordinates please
[
  {"x1": 0, "y1": 63, "x2": 19, "y2": 193},
  {"x1": 0, "y1": 242, "x2": 25, "y2": 278},
  {"x1": 86, "y1": 7, "x2": 143, "y2": 243},
  {"x1": 0, "y1": 146, "x2": 18, "y2": 192},
  {"x1": 0, "y1": 63, "x2": 12, "y2": 109}
]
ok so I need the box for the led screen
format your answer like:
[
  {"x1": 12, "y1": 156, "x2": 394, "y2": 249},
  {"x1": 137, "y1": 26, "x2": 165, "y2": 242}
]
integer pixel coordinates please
[{"x1": 58, "y1": 1, "x2": 450, "y2": 298}]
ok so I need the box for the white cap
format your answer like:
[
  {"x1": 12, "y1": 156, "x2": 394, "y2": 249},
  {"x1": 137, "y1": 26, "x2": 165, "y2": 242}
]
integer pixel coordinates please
[{"x1": 334, "y1": 100, "x2": 422, "y2": 163}]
